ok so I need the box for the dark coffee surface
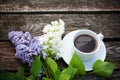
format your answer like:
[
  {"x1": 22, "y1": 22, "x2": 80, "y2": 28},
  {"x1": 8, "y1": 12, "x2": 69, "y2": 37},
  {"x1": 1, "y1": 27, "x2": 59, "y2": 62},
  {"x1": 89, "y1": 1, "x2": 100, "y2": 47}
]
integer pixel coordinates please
[{"x1": 74, "y1": 34, "x2": 97, "y2": 53}]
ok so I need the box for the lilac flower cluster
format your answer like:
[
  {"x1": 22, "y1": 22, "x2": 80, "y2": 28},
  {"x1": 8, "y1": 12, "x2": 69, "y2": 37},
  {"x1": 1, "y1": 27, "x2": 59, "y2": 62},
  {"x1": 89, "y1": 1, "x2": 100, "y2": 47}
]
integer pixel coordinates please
[{"x1": 8, "y1": 31, "x2": 43, "y2": 66}]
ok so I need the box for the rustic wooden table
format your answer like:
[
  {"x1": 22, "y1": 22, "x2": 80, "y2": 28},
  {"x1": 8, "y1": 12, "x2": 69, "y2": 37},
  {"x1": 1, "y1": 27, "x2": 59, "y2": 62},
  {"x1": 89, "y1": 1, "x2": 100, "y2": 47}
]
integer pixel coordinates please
[{"x1": 0, "y1": 0, "x2": 120, "y2": 80}]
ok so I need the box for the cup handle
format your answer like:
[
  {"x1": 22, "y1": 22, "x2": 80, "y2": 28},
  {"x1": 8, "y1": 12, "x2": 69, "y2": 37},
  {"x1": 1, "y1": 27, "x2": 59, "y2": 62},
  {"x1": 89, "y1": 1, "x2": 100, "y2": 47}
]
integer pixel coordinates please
[{"x1": 97, "y1": 33, "x2": 104, "y2": 40}]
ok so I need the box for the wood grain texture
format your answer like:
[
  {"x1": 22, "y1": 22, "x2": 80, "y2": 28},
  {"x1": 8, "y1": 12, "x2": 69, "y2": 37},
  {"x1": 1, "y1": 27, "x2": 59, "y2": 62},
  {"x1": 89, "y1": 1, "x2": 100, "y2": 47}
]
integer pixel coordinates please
[
  {"x1": 0, "y1": 0, "x2": 120, "y2": 12},
  {"x1": 0, "y1": 41, "x2": 29, "y2": 70},
  {"x1": 0, "y1": 14, "x2": 120, "y2": 40},
  {"x1": 79, "y1": 70, "x2": 120, "y2": 80},
  {"x1": 105, "y1": 42, "x2": 120, "y2": 69},
  {"x1": 0, "y1": 41, "x2": 120, "y2": 70}
]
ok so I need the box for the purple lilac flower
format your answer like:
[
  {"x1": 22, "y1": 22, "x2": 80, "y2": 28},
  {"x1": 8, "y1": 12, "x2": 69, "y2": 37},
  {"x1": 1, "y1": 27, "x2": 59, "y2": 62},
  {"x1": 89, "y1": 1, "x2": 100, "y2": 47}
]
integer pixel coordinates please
[
  {"x1": 42, "y1": 52, "x2": 47, "y2": 60},
  {"x1": 29, "y1": 37, "x2": 43, "y2": 56},
  {"x1": 8, "y1": 31, "x2": 43, "y2": 66},
  {"x1": 9, "y1": 31, "x2": 31, "y2": 46},
  {"x1": 15, "y1": 44, "x2": 33, "y2": 66}
]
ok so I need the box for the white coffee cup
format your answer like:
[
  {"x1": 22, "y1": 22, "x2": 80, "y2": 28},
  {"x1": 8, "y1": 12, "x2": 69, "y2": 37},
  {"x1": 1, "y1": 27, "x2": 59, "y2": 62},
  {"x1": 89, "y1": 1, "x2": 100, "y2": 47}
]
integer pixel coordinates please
[{"x1": 73, "y1": 29, "x2": 104, "y2": 61}]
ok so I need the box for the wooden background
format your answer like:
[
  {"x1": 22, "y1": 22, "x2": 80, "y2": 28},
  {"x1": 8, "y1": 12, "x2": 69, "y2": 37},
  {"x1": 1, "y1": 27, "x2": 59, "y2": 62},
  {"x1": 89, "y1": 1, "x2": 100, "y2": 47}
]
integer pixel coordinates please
[{"x1": 0, "y1": 0, "x2": 120, "y2": 80}]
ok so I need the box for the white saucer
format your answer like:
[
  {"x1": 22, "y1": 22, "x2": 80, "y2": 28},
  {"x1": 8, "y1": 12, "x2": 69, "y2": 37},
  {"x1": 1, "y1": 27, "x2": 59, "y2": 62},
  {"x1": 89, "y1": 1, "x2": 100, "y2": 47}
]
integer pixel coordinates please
[{"x1": 61, "y1": 30, "x2": 106, "y2": 71}]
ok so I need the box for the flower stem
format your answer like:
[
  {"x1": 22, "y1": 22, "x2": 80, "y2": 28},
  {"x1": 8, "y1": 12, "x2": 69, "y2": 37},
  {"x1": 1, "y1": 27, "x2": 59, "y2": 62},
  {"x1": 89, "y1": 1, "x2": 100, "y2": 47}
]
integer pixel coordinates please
[
  {"x1": 79, "y1": 75, "x2": 85, "y2": 80},
  {"x1": 41, "y1": 60, "x2": 49, "y2": 78}
]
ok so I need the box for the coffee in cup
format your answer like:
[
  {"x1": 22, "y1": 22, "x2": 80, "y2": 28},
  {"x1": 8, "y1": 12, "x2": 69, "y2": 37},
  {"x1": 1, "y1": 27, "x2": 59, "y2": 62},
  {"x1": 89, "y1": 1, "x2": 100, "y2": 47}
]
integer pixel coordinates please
[
  {"x1": 74, "y1": 34, "x2": 97, "y2": 53},
  {"x1": 73, "y1": 29, "x2": 104, "y2": 61}
]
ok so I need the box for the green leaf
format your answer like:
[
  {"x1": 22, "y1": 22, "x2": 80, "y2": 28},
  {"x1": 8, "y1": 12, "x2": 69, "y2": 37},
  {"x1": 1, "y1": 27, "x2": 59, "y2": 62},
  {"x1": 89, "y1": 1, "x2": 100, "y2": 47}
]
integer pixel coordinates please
[
  {"x1": 0, "y1": 71, "x2": 16, "y2": 80},
  {"x1": 70, "y1": 52, "x2": 86, "y2": 75},
  {"x1": 42, "y1": 77, "x2": 52, "y2": 80},
  {"x1": 61, "y1": 65, "x2": 77, "y2": 79},
  {"x1": 45, "y1": 57, "x2": 58, "y2": 77},
  {"x1": 30, "y1": 56, "x2": 42, "y2": 77},
  {"x1": 26, "y1": 75, "x2": 35, "y2": 80},
  {"x1": 93, "y1": 60, "x2": 116, "y2": 78},
  {"x1": 59, "y1": 74, "x2": 71, "y2": 80},
  {"x1": 54, "y1": 70, "x2": 61, "y2": 80},
  {"x1": 16, "y1": 66, "x2": 24, "y2": 80}
]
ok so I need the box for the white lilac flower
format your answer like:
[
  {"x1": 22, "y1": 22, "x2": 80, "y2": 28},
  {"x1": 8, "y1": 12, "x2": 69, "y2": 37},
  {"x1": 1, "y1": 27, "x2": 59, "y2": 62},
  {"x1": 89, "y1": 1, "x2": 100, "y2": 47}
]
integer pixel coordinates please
[
  {"x1": 40, "y1": 19, "x2": 65, "y2": 59},
  {"x1": 43, "y1": 19, "x2": 64, "y2": 35}
]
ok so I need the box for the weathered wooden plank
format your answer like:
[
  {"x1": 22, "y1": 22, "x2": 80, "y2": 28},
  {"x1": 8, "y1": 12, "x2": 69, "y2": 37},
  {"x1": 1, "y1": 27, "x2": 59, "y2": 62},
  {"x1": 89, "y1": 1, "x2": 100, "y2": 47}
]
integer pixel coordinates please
[
  {"x1": 0, "y1": 41, "x2": 29, "y2": 70},
  {"x1": 0, "y1": 14, "x2": 120, "y2": 40},
  {"x1": 105, "y1": 42, "x2": 120, "y2": 69},
  {"x1": 84, "y1": 70, "x2": 120, "y2": 80},
  {"x1": 0, "y1": 0, "x2": 120, "y2": 12},
  {"x1": 15, "y1": 70, "x2": 120, "y2": 80},
  {"x1": 0, "y1": 41, "x2": 120, "y2": 70},
  {"x1": 74, "y1": 70, "x2": 120, "y2": 80}
]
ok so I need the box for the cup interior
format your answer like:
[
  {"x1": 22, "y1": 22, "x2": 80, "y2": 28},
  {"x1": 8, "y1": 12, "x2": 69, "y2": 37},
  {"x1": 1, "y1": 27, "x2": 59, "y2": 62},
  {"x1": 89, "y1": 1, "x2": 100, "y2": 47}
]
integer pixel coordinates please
[{"x1": 73, "y1": 30, "x2": 101, "y2": 54}]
